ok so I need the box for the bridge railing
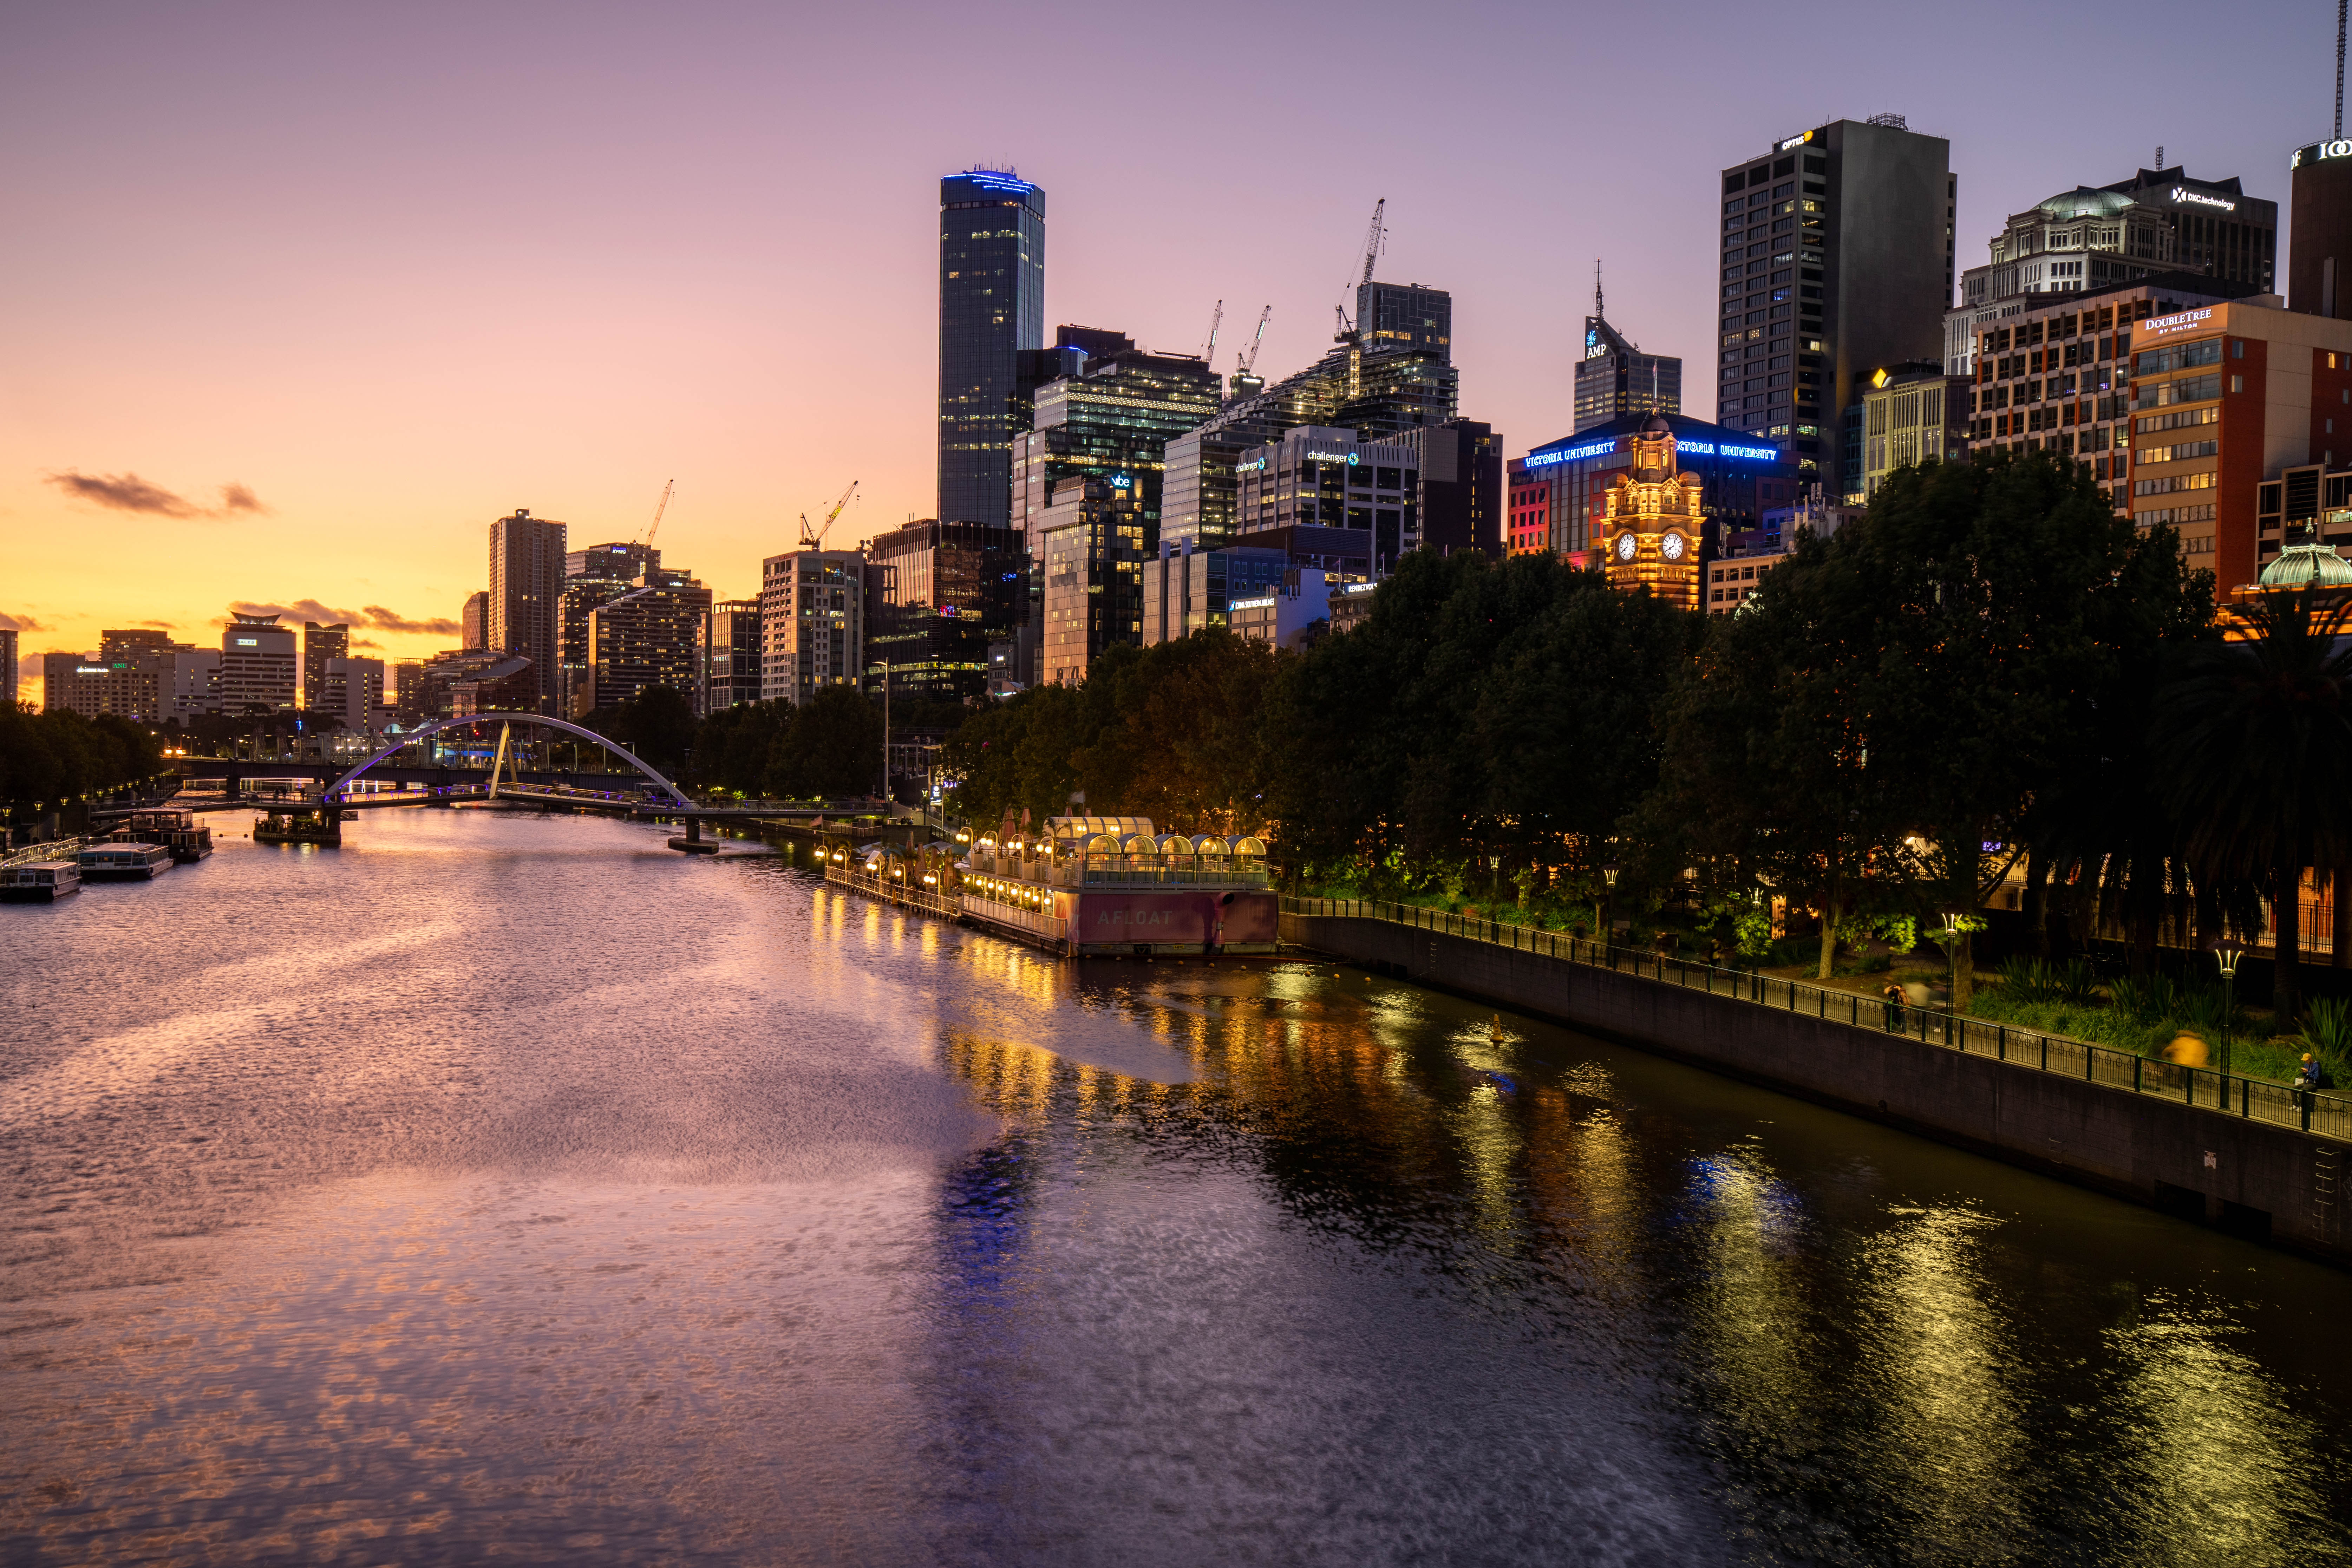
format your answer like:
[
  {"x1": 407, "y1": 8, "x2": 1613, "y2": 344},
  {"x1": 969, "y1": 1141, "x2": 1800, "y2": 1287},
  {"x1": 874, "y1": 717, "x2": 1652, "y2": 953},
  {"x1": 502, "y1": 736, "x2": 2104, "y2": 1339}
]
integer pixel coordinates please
[{"x1": 1281, "y1": 895, "x2": 2352, "y2": 1142}]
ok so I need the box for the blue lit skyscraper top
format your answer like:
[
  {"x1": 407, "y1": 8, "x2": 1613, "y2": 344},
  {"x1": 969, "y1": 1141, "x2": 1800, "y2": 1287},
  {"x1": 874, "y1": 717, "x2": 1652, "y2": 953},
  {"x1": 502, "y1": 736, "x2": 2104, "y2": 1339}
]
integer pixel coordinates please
[{"x1": 939, "y1": 169, "x2": 1046, "y2": 527}]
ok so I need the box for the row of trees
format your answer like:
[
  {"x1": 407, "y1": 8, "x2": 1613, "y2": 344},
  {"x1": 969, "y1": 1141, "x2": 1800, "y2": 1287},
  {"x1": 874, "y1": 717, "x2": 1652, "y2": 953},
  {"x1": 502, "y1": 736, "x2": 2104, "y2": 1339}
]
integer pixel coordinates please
[
  {"x1": 0, "y1": 706, "x2": 169, "y2": 819},
  {"x1": 936, "y1": 452, "x2": 2352, "y2": 1022},
  {"x1": 583, "y1": 684, "x2": 887, "y2": 802}
]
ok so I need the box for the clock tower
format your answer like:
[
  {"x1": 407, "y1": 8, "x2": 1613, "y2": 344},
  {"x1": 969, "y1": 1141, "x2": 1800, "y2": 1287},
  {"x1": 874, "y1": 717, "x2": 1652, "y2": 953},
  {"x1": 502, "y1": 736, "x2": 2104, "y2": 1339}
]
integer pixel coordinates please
[{"x1": 1599, "y1": 413, "x2": 1704, "y2": 612}]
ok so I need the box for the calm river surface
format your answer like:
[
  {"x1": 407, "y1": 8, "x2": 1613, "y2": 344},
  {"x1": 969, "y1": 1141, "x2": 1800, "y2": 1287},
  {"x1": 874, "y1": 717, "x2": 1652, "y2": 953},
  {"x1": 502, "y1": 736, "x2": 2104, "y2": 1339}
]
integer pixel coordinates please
[{"x1": 5, "y1": 808, "x2": 2352, "y2": 1566}]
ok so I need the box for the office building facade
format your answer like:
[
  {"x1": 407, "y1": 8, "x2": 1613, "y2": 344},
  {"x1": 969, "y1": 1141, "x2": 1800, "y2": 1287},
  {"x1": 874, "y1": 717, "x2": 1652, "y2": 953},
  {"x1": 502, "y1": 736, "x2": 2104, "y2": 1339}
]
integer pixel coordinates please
[
  {"x1": 489, "y1": 509, "x2": 566, "y2": 710},
  {"x1": 704, "y1": 600, "x2": 763, "y2": 714},
  {"x1": 1141, "y1": 545, "x2": 1293, "y2": 645},
  {"x1": 1161, "y1": 284, "x2": 1459, "y2": 554},
  {"x1": 1037, "y1": 478, "x2": 1148, "y2": 686},
  {"x1": 1506, "y1": 462, "x2": 1552, "y2": 557},
  {"x1": 1855, "y1": 366, "x2": 1972, "y2": 500},
  {"x1": 219, "y1": 614, "x2": 299, "y2": 712},
  {"x1": 2123, "y1": 298, "x2": 2352, "y2": 592},
  {"x1": 0, "y1": 627, "x2": 14, "y2": 708},
  {"x1": 1969, "y1": 273, "x2": 2263, "y2": 512},
  {"x1": 321, "y1": 657, "x2": 387, "y2": 734},
  {"x1": 1715, "y1": 117, "x2": 1953, "y2": 488},
  {"x1": 1574, "y1": 314, "x2": 1680, "y2": 433},
  {"x1": 2292, "y1": 139, "x2": 2352, "y2": 318},
  {"x1": 301, "y1": 622, "x2": 347, "y2": 710},
  {"x1": 1384, "y1": 419, "x2": 1503, "y2": 558},
  {"x1": 587, "y1": 570, "x2": 712, "y2": 712},
  {"x1": 938, "y1": 169, "x2": 1046, "y2": 528},
  {"x1": 461, "y1": 591, "x2": 489, "y2": 652},
  {"x1": 1233, "y1": 426, "x2": 1420, "y2": 570},
  {"x1": 557, "y1": 542, "x2": 663, "y2": 718},
  {"x1": 758, "y1": 549, "x2": 865, "y2": 705},
  {"x1": 1011, "y1": 341, "x2": 1221, "y2": 540},
  {"x1": 1946, "y1": 168, "x2": 2276, "y2": 376},
  {"x1": 863, "y1": 520, "x2": 1021, "y2": 703},
  {"x1": 567, "y1": 541, "x2": 659, "y2": 582}
]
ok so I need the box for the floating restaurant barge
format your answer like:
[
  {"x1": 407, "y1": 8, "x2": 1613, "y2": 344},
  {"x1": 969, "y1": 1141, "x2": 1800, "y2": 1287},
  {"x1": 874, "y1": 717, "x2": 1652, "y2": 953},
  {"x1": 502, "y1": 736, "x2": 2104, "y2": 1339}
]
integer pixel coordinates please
[{"x1": 823, "y1": 816, "x2": 1280, "y2": 958}]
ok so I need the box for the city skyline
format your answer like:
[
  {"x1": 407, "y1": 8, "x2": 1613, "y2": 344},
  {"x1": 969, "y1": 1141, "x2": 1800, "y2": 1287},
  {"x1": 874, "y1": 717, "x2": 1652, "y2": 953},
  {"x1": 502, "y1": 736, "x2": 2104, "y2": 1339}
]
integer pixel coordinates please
[{"x1": 2, "y1": 0, "x2": 2331, "y2": 679}]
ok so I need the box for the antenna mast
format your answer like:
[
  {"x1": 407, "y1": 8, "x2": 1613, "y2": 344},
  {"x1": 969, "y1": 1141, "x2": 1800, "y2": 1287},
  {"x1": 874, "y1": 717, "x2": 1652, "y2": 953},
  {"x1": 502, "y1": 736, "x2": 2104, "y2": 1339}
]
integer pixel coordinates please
[
  {"x1": 2339, "y1": 0, "x2": 2347, "y2": 138},
  {"x1": 1594, "y1": 259, "x2": 1604, "y2": 320}
]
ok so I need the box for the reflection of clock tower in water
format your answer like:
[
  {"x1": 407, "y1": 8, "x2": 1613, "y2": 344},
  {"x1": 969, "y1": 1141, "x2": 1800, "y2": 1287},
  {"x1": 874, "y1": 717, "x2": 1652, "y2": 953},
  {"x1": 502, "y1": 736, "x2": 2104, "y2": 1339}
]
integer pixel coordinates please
[{"x1": 1600, "y1": 413, "x2": 1704, "y2": 612}]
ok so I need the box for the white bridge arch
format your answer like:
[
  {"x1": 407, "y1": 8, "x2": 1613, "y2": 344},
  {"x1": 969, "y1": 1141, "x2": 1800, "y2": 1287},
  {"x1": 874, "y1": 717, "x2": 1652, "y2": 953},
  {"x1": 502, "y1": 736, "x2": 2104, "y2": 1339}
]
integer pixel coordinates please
[{"x1": 324, "y1": 714, "x2": 695, "y2": 809}]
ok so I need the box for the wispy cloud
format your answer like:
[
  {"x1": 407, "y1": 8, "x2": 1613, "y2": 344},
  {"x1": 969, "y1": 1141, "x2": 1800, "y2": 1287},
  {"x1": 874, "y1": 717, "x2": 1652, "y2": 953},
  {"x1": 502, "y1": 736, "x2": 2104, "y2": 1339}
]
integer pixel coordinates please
[
  {"x1": 0, "y1": 612, "x2": 49, "y2": 633},
  {"x1": 45, "y1": 470, "x2": 270, "y2": 520},
  {"x1": 229, "y1": 600, "x2": 461, "y2": 637}
]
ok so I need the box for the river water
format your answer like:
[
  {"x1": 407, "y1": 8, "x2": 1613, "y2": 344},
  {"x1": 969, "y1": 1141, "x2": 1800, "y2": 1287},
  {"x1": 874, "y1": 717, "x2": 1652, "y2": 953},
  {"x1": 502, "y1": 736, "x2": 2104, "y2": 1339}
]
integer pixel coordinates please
[{"x1": 4, "y1": 808, "x2": 2351, "y2": 1566}]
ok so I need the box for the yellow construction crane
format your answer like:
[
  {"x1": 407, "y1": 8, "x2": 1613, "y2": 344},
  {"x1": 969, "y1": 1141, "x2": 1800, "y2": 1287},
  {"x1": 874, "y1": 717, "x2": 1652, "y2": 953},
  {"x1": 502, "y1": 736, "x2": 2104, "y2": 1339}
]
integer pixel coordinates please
[
  {"x1": 639, "y1": 478, "x2": 674, "y2": 548},
  {"x1": 799, "y1": 479, "x2": 860, "y2": 549}
]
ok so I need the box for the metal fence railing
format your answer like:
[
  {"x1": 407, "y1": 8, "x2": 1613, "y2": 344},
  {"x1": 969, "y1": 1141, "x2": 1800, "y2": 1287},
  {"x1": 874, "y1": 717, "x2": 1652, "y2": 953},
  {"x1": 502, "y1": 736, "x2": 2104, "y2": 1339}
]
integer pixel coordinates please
[
  {"x1": 1, "y1": 838, "x2": 84, "y2": 869},
  {"x1": 1282, "y1": 896, "x2": 2352, "y2": 1142},
  {"x1": 958, "y1": 895, "x2": 1068, "y2": 946},
  {"x1": 824, "y1": 861, "x2": 962, "y2": 920}
]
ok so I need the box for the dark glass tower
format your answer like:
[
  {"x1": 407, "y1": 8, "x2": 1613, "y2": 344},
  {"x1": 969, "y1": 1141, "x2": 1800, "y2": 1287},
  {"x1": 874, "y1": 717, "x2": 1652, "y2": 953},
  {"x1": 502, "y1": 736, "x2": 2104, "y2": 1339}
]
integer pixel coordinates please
[{"x1": 938, "y1": 170, "x2": 1046, "y2": 527}]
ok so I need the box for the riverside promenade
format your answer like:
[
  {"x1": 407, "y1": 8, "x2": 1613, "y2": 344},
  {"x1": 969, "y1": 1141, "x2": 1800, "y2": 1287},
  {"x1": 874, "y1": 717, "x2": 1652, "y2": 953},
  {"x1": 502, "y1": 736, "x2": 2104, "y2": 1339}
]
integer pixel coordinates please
[{"x1": 1282, "y1": 897, "x2": 2352, "y2": 1265}]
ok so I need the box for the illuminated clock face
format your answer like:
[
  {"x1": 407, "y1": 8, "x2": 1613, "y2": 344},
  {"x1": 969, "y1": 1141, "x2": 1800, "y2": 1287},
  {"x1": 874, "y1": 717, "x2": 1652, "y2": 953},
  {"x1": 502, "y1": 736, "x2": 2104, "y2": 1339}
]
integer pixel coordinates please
[
  {"x1": 1660, "y1": 532, "x2": 1687, "y2": 562},
  {"x1": 1615, "y1": 532, "x2": 1638, "y2": 562}
]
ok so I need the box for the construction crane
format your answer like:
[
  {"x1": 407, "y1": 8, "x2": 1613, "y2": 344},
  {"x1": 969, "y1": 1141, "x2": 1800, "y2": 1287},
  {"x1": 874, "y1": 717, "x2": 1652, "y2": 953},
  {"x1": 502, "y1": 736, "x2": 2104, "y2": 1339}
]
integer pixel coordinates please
[
  {"x1": 1237, "y1": 306, "x2": 1272, "y2": 375},
  {"x1": 638, "y1": 478, "x2": 674, "y2": 548},
  {"x1": 1201, "y1": 299, "x2": 1223, "y2": 365},
  {"x1": 798, "y1": 479, "x2": 859, "y2": 550},
  {"x1": 1335, "y1": 198, "x2": 1386, "y2": 335}
]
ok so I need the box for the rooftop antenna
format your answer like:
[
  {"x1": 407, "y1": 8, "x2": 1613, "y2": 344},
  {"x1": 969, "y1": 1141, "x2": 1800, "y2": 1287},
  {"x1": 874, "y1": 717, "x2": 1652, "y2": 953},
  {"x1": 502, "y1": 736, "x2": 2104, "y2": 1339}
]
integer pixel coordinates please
[
  {"x1": 2156, "y1": 145, "x2": 2164, "y2": 171},
  {"x1": 1594, "y1": 258, "x2": 1604, "y2": 321},
  {"x1": 2339, "y1": 0, "x2": 2347, "y2": 138}
]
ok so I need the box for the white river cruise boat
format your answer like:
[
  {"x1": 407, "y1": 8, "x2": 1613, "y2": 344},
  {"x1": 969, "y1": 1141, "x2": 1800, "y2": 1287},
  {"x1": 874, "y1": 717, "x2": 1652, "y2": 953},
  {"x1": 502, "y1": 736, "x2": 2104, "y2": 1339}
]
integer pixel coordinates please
[
  {"x1": 0, "y1": 861, "x2": 82, "y2": 902},
  {"x1": 77, "y1": 843, "x2": 174, "y2": 881}
]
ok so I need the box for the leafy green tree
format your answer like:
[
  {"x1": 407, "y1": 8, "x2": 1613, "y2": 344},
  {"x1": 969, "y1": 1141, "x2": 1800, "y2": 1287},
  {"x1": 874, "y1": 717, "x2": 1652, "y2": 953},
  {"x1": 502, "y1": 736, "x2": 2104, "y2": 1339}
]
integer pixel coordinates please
[
  {"x1": 768, "y1": 685, "x2": 885, "y2": 800},
  {"x1": 2152, "y1": 589, "x2": 2352, "y2": 1023},
  {"x1": 942, "y1": 682, "x2": 1086, "y2": 827},
  {"x1": 1646, "y1": 523, "x2": 1919, "y2": 980},
  {"x1": 587, "y1": 685, "x2": 699, "y2": 776}
]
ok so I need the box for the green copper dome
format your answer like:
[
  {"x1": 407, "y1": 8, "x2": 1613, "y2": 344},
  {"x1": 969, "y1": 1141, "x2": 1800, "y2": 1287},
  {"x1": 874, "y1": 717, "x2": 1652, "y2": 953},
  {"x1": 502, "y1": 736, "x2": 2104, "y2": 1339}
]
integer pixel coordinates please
[{"x1": 2260, "y1": 538, "x2": 2352, "y2": 588}]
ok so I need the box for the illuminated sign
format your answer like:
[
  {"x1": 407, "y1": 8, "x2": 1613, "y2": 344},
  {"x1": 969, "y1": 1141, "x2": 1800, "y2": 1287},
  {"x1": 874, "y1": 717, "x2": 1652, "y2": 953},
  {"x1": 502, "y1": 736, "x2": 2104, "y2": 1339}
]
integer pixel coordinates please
[
  {"x1": 1305, "y1": 451, "x2": 1360, "y2": 465},
  {"x1": 235, "y1": 637, "x2": 259, "y2": 647},
  {"x1": 2293, "y1": 141, "x2": 2352, "y2": 168},
  {"x1": 1583, "y1": 325, "x2": 1606, "y2": 360},
  {"x1": 1109, "y1": 473, "x2": 1132, "y2": 489},
  {"x1": 939, "y1": 605, "x2": 960, "y2": 618},
  {"x1": 1236, "y1": 457, "x2": 1267, "y2": 472},
  {"x1": 2171, "y1": 186, "x2": 2236, "y2": 212},
  {"x1": 1777, "y1": 130, "x2": 1815, "y2": 151},
  {"x1": 2137, "y1": 307, "x2": 2214, "y2": 338},
  {"x1": 1229, "y1": 596, "x2": 1276, "y2": 610},
  {"x1": 1527, "y1": 439, "x2": 1617, "y2": 468}
]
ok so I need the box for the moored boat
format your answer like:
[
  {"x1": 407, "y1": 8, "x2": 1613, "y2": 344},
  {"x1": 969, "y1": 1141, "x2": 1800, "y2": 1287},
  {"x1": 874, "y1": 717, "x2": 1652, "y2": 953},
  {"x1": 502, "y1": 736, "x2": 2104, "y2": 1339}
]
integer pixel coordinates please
[
  {"x1": 0, "y1": 861, "x2": 81, "y2": 902},
  {"x1": 77, "y1": 843, "x2": 174, "y2": 881}
]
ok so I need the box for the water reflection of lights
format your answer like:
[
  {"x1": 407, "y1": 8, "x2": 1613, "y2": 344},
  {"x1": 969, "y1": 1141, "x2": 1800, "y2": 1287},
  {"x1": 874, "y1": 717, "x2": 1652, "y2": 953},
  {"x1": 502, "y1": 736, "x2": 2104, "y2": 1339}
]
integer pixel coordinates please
[
  {"x1": 2107, "y1": 1294, "x2": 2335, "y2": 1565},
  {"x1": 1853, "y1": 1206, "x2": 2029, "y2": 1548}
]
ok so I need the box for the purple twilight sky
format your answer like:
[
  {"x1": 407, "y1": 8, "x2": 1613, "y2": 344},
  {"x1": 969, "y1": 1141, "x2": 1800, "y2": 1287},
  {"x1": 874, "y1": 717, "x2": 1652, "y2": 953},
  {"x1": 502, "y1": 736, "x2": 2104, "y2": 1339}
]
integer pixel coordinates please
[{"x1": 0, "y1": 0, "x2": 2330, "y2": 669}]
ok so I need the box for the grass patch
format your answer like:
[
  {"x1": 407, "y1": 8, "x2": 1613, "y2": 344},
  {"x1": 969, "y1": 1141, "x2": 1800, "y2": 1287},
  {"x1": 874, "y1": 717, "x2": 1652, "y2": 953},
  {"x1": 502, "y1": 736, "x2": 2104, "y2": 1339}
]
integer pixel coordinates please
[{"x1": 1966, "y1": 986, "x2": 2326, "y2": 1085}]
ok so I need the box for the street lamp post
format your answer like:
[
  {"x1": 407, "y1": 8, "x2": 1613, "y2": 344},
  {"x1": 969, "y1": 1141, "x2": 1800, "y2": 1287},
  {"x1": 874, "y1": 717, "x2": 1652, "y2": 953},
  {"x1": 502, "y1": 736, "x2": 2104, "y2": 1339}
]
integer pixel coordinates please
[
  {"x1": 1600, "y1": 862, "x2": 1621, "y2": 958},
  {"x1": 1941, "y1": 912, "x2": 1962, "y2": 1009},
  {"x1": 2212, "y1": 937, "x2": 2247, "y2": 1076}
]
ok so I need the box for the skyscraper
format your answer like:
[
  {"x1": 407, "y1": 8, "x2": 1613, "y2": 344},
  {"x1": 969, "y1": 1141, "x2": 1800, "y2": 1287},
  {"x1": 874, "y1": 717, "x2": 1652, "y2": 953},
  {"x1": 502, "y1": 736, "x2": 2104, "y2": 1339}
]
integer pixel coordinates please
[
  {"x1": 2292, "y1": 139, "x2": 2352, "y2": 318},
  {"x1": 1574, "y1": 285, "x2": 1681, "y2": 435},
  {"x1": 461, "y1": 591, "x2": 488, "y2": 651},
  {"x1": 0, "y1": 627, "x2": 15, "y2": 708},
  {"x1": 938, "y1": 169, "x2": 1046, "y2": 527},
  {"x1": 587, "y1": 569, "x2": 712, "y2": 713},
  {"x1": 302, "y1": 621, "x2": 347, "y2": 710},
  {"x1": 489, "y1": 509, "x2": 566, "y2": 710},
  {"x1": 220, "y1": 614, "x2": 298, "y2": 712},
  {"x1": 1714, "y1": 116, "x2": 1953, "y2": 489}
]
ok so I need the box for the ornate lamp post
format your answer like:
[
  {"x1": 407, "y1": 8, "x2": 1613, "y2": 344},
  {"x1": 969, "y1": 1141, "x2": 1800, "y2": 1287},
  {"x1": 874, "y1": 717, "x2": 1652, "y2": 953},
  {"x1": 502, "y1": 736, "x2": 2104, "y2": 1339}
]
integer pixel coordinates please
[
  {"x1": 2212, "y1": 936, "x2": 2247, "y2": 1075},
  {"x1": 1600, "y1": 862, "x2": 1621, "y2": 955},
  {"x1": 1941, "y1": 912, "x2": 1963, "y2": 1007}
]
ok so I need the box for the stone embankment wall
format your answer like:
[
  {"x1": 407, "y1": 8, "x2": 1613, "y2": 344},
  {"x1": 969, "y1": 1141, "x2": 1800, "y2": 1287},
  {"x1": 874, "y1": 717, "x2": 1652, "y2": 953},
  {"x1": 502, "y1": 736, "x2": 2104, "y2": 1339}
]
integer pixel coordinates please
[{"x1": 1283, "y1": 911, "x2": 2346, "y2": 1265}]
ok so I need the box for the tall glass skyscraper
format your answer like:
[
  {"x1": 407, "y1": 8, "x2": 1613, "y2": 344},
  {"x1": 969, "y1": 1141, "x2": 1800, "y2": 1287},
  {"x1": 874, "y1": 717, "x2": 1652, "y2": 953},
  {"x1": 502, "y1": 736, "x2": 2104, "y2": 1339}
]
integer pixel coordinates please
[{"x1": 938, "y1": 169, "x2": 1046, "y2": 526}]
